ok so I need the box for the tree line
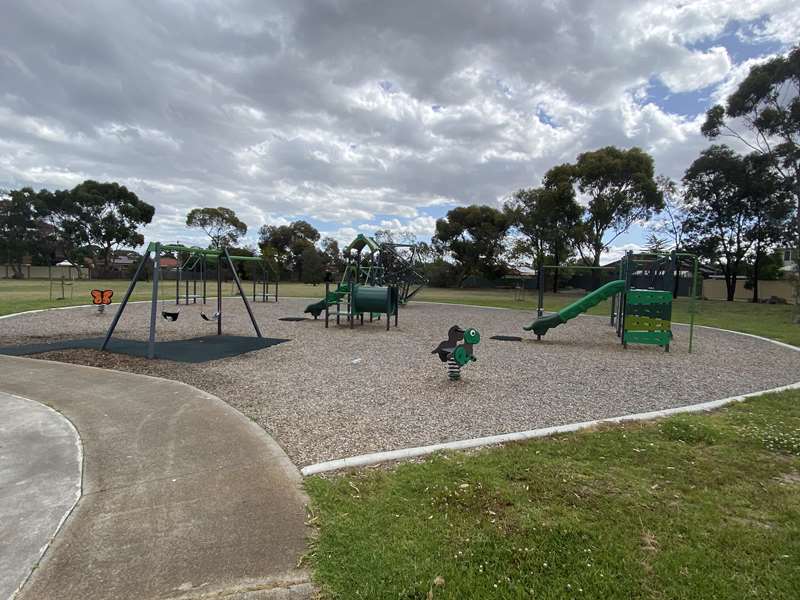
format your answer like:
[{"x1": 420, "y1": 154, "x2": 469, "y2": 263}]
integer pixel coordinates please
[
  {"x1": 0, "y1": 181, "x2": 155, "y2": 278},
  {"x1": 432, "y1": 45, "x2": 799, "y2": 303}
]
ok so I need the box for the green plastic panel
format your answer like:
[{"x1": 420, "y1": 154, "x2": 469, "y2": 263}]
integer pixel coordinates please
[
  {"x1": 626, "y1": 289, "x2": 672, "y2": 305},
  {"x1": 623, "y1": 331, "x2": 671, "y2": 346},
  {"x1": 624, "y1": 316, "x2": 671, "y2": 332}
]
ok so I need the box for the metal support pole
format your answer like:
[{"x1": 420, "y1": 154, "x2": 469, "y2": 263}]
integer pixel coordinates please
[
  {"x1": 101, "y1": 248, "x2": 149, "y2": 351},
  {"x1": 224, "y1": 248, "x2": 263, "y2": 338},
  {"x1": 620, "y1": 251, "x2": 633, "y2": 346},
  {"x1": 671, "y1": 251, "x2": 679, "y2": 298},
  {"x1": 394, "y1": 287, "x2": 398, "y2": 327},
  {"x1": 610, "y1": 293, "x2": 616, "y2": 327},
  {"x1": 175, "y1": 258, "x2": 180, "y2": 305},
  {"x1": 324, "y1": 280, "x2": 330, "y2": 328},
  {"x1": 147, "y1": 244, "x2": 161, "y2": 359},
  {"x1": 217, "y1": 254, "x2": 222, "y2": 336},
  {"x1": 349, "y1": 277, "x2": 354, "y2": 329},
  {"x1": 202, "y1": 255, "x2": 207, "y2": 303},
  {"x1": 537, "y1": 264, "x2": 544, "y2": 318},
  {"x1": 688, "y1": 256, "x2": 698, "y2": 354},
  {"x1": 385, "y1": 288, "x2": 390, "y2": 331}
]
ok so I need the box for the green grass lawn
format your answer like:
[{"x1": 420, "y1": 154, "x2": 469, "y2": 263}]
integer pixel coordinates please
[
  {"x1": 307, "y1": 389, "x2": 800, "y2": 599},
  {"x1": 0, "y1": 278, "x2": 322, "y2": 316}
]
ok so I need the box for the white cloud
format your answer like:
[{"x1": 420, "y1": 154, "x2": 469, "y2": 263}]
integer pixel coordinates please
[
  {"x1": 0, "y1": 0, "x2": 795, "y2": 248},
  {"x1": 659, "y1": 47, "x2": 731, "y2": 93}
]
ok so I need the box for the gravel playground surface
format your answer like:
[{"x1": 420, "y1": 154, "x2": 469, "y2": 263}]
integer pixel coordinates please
[{"x1": 1, "y1": 297, "x2": 799, "y2": 467}]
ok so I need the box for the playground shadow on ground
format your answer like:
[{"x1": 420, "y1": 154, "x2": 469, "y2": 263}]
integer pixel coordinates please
[{"x1": 0, "y1": 335, "x2": 289, "y2": 363}]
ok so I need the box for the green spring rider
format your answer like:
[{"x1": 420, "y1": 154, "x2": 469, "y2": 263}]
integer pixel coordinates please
[{"x1": 432, "y1": 326, "x2": 480, "y2": 381}]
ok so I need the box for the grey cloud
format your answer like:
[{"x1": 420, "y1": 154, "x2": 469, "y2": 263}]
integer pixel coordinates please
[{"x1": 0, "y1": 0, "x2": 793, "y2": 246}]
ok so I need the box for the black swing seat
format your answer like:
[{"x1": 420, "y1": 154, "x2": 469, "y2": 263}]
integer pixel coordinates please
[
  {"x1": 162, "y1": 311, "x2": 180, "y2": 322},
  {"x1": 201, "y1": 312, "x2": 220, "y2": 322}
]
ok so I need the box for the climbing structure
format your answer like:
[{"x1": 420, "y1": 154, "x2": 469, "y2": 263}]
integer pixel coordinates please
[
  {"x1": 304, "y1": 234, "x2": 426, "y2": 319},
  {"x1": 523, "y1": 250, "x2": 698, "y2": 352}
]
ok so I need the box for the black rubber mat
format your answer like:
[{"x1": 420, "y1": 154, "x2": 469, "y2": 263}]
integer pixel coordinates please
[
  {"x1": 490, "y1": 335, "x2": 523, "y2": 342},
  {"x1": 0, "y1": 335, "x2": 289, "y2": 363}
]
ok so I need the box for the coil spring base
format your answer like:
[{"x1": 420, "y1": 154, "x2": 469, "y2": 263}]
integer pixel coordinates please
[{"x1": 447, "y1": 357, "x2": 461, "y2": 381}]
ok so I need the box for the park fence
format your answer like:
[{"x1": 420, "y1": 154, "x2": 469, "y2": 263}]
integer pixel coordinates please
[{"x1": 2, "y1": 264, "x2": 83, "y2": 280}]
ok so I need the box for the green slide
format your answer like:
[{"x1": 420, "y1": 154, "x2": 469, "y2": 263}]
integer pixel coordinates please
[
  {"x1": 305, "y1": 284, "x2": 349, "y2": 318},
  {"x1": 524, "y1": 279, "x2": 625, "y2": 337}
]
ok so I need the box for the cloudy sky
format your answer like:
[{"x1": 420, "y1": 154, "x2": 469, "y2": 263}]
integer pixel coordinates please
[{"x1": 1, "y1": 1, "x2": 797, "y2": 260}]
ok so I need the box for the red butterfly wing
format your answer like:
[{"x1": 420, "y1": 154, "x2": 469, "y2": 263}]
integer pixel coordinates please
[{"x1": 90, "y1": 289, "x2": 102, "y2": 305}]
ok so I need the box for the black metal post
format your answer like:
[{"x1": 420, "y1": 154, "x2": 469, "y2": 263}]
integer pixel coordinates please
[
  {"x1": 620, "y1": 251, "x2": 633, "y2": 346},
  {"x1": 217, "y1": 255, "x2": 222, "y2": 336},
  {"x1": 202, "y1": 255, "x2": 207, "y2": 303},
  {"x1": 537, "y1": 264, "x2": 544, "y2": 318},
  {"x1": 349, "y1": 276, "x2": 354, "y2": 329},
  {"x1": 324, "y1": 280, "x2": 329, "y2": 328},
  {"x1": 224, "y1": 248, "x2": 262, "y2": 338},
  {"x1": 101, "y1": 248, "x2": 149, "y2": 351},
  {"x1": 385, "y1": 287, "x2": 390, "y2": 331}
]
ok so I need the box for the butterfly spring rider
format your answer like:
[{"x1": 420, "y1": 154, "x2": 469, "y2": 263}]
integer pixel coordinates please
[
  {"x1": 432, "y1": 325, "x2": 480, "y2": 381},
  {"x1": 90, "y1": 289, "x2": 114, "y2": 314}
]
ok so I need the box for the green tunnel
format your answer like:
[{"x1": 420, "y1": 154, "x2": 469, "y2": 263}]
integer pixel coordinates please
[{"x1": 351, "y1": 285, "x2": 398, "y2": 315}]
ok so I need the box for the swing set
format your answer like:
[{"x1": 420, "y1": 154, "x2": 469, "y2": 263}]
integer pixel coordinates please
[{"x1": 101, "y1": 242, "x2": 263, "y2": 359}]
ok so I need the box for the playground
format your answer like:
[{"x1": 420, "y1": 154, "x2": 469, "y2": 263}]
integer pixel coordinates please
[
  {"x1": 2, "y1": 249, "x2": 800, "y2": 599},
  {"x1": 1, "y1": 296, "x2": 798, "y2": 467}
]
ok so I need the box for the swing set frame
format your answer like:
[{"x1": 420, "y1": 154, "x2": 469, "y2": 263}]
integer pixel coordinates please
[{"x1": 101, "y1": 242, "x2": 263, "y2": 359}]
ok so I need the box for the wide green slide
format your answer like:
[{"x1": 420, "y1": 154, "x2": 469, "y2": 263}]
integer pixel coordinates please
[
  {"x1": 305, "y1": 284, "x2": 349, "y2": 318},
  {"x1": 524, "y1": 279, "x2": 625, "y2": 337}
]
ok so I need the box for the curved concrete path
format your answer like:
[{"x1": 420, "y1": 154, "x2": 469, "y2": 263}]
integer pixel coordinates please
[
  {"x1": 0, "y1": 392, "x2": 81, "y2": 600},
  {"x1": 0, "y1": 355, "x2": 312, "y2": 600}
]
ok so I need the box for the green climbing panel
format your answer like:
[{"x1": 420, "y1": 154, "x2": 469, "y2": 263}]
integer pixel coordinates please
[{"x1": 623, "y1": 289, "x2": 672, "y2": 350}]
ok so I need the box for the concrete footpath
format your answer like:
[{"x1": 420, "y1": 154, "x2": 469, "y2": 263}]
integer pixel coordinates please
[
  {"x1": 0, "y1": 392, "x2": 81, "y2": 600},
  {"x1": 0, "y1": 355, "x2": 313, "y2": 600}
]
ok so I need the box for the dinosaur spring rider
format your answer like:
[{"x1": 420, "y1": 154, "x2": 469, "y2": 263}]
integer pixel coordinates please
[{"x1": 432, "y1": 326, "x2": 480, "y2": 381}]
